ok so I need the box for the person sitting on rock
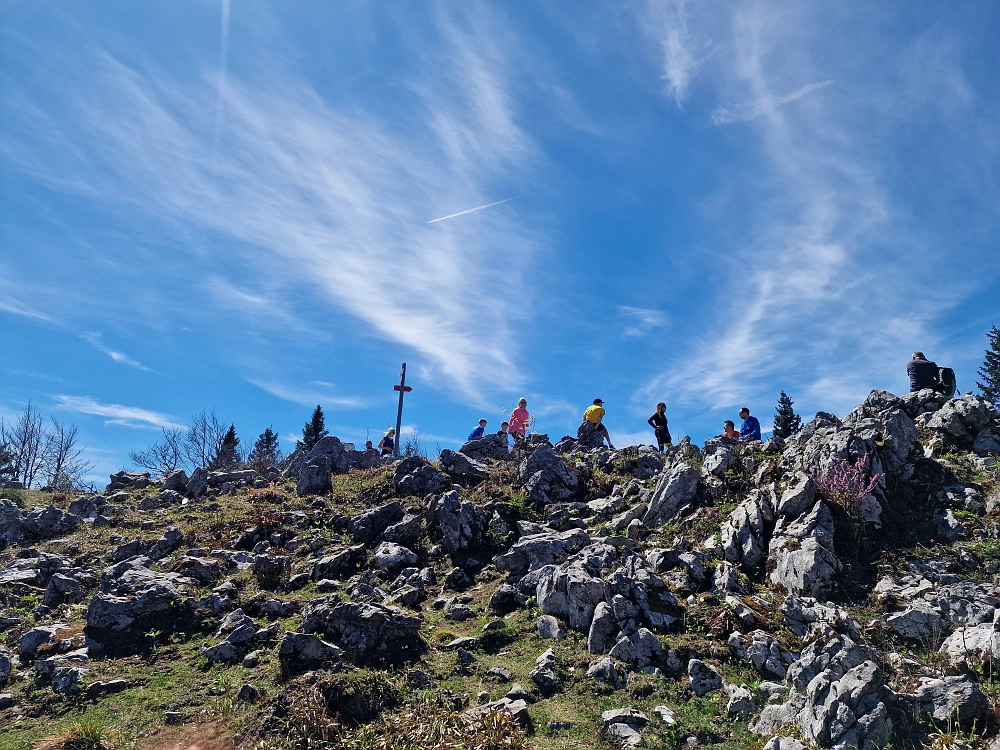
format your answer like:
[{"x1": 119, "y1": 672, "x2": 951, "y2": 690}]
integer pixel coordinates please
[
  {"x1": 723, "y1": 420, "x2": 739, "y2": 439},
  {"x1": 365, "y1": 440, "x2": 374, "y2": 450},
  {"x1": 581, "y1": 398, "x2": 615, "y2": 450},
  {"x1": 647, "y1": 402, "x2": 671, "y2": 452},
  {"x1": 377, "y1": 428, "x2": 395, "y2": 456},
  {"x1": 497, "y1": 420, "x2": 509, "y2": 436},
  {"x1": 738, "y1": 408, "x2": 761, "y2": 442},
  {"x1": 907, "y1": 351, "x2": 941, "y2": 392},
  {"x1": 509, "y1": 398, "x2": 530, "y2": 444},
  {"x1": 468, "y1": 418, "x2": 488, "y2": 441}
]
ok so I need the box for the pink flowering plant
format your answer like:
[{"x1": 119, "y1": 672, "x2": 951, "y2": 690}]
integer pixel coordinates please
[{"x1": 816, "y1": 453, "x2": 883, "y2": 519}]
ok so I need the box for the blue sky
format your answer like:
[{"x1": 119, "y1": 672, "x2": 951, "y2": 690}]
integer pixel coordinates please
[{"x1": 2, "y1": 2, "x2": 999, "y2": 483}]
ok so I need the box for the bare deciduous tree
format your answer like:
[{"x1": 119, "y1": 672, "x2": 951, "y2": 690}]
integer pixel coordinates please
[
  {"x1": 44, "y1": 419, "x2": 95, "y2": 491},
  {"x1": 1, "y1": 402, "x2": 47, "y2": 488},
  {"x1": 184, "y1": 410, "x2": 228, "y2": 469},
  {"x1": 128, "y1": 427, "x2": 185, "y2": 475}
]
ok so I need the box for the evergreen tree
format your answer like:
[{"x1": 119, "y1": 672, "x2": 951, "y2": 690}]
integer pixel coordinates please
[
  {"x1": 977, "y1": 325, "x2": 1000, "y2": 407},
  {"x1": 210, "y1": 424, "x2": 241, "y2": 471},
  {"x1": 299, "y1": 405, "x2": 327, "y2": 450},
  {"x1": 772, "y1": 391, "x2": 801, "y2": 439},
  {"x1": 0, "y1": 438, "x2": 15, "y2": 482},
  {"x1": 248, "y1": 426, "x2": 282, "y2": 472}
]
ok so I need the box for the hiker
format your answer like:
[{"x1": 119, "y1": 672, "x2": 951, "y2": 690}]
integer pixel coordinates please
[
  {"x1": 582, "y1": 398, "x2": 615, "y2": 450},
  {"x1": 647, "y1": 402, "x2": 671, "y2": 452},
  {"x1": 508, "y1": 398, "x2": 530, "y2": 444},
  {"x1": 907, "y1": 352, "x2": 941, "y2": 393},
  {"x1": 738, "y1": 408, "x2": 761, "y2": 442},
  {"x1": 497, "y1": 421, "x2": 510, "y2": 436},
  {"x1": 365, "y1": 440, "x2": 374, "y2": 450},
  {"x1": 468, "y1": 418, "x2": 488, "y2": 441},
  {"x1": 723, "y1": 420, "x2": 739, "y2": 440},
  {"x1": 377, "y1": 428, "x2": 395, "y2": 456}
]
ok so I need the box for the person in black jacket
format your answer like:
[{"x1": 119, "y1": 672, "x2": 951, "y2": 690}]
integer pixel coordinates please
[
  {"x1": 907, "y1": 352, "x2": 941, "y2": 392},
  {"x1": 647, "y1": 402, "x2": 671, "y2": 452}
]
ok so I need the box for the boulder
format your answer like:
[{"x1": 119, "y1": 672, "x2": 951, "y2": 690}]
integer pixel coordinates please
[
  {"x1": 0, "y1": 499, "x2": 24, "y2": 544},
  {"x1": 425, "y1": 490, "x2": 486, "y2": 555},
  {"x1": 940, "y1": 623, "x2": 1000, "y2": 668},
  {"x1": 768, "y1": 501, "x2": 841, "y2": 598},
  {"x1": 781, "y1": 597, "x2": 861, "y2": 642},
  {"x1": 301, "y1": 599, "x2": 422, "y2": 663},
  {"x1": 107, "y1": 471, "x2": 150, "y2": 491},
  {"x1": 460, "y1": 433, "x2": 510, "y2": 461},
  {"x1": 587, "y1": 656, "x2": 627, "y2": 687},
  {"x1": 688, "y1": 659, "x2": 723, "y2": 696},
  {"x1": 926, "y1": 395, "x2": 995, "y2": 443},
  {"x1": 86, "y1": 557, "x2": 195, "y2": 633},
  {"x1": 529, "y1": 648, "x2": 560, "y2": 692},
  {"x1": 312, "y1": 545, "x2": 366, "y2": 580},
  {"x1": 909, "y1": 675, "x2": 989, "y2": 728},
  {"x1": 438, "y1": 449, "x2": 489, "y2": 484},
  {"x1": 641, "y1": 464, "x2": 700, "y2": 527},
  {"x1": 728, "y1": 630, "x2": 797, "y2": 679},
  {"x1": 381, "y1": 514, "x2": 422, "y2": 545},
  {"x1": 392, "y1": 458, "x2": 450, "y2": 496},
  {"x1": 348, "y1": 502, "x2": 404, "y2": 545},
  {"x1": 536, "y1": 563, "x2": 606, "y2": 631},
  {"x1": 602, "y1": 707, "x2": 648, "y2": 748},
  {"x1": 608, "y1": 628, "x2": 662, "y2": 669},
  {"x1": 22, "y1": 506, "x2": 81, "y2": 538},
  {"x1": 494, "y1": 528, "x2": 591, "y2": 577},
  {"x1": 278, "y1": 632, "x2": 343, "y2": 663},
  {"x1": 520, "y1": 445, "x2": 582, "y2": 506},
  {"x1": 537, "y1": 615, "x2": 566, "y2": 640},
  {"x1": 374, "y1": 542, "x2": 419, "y2": 572},
  {"x1": 296, "y1": 455, "x2": 332, "y2": 496},
  {"x1": 161, "y1": 469, "x2": 188, "y2": 492},
  {"x1": 185, "y1": 467, "x2": 210, "y2": 498},
  {"x1": 588, "y1": 601, "x2": 620, "y2": 655},
  {"x1": 776, "y1": 472, "x2": 817, "y2": 518}
]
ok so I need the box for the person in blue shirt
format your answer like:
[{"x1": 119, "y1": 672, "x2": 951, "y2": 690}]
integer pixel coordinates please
[
  {"x1": 738, "y1": 407, "x2": 761, "y2": 441},
  {"x1": 468, "y1": 418, "x2": 488, "y2": 441}
]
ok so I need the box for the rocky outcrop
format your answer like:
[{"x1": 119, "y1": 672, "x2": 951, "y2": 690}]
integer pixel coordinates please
[
  {"x1": 641, "y1": 463, "x2": 699, "y2": 527},
  {"x1": 425, "y1": 490, "x2": 485, "y2": 556},
  {"x1": 520, "y1": 445, "x2": 582, "y2": 506},
  {"x1": 300, "y1": 598, "x2": 421, "y2": 664}
]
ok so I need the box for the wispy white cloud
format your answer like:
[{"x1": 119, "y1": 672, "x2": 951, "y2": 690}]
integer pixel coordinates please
[
  {"x1": 53, "y1": 395, "x2": 178, "y2": 429},
  {"x1": 618, "y1": 306, "x2": 669, "y2": 337},
  {"x1": 2, "y1": 5, "x2": 541, "y2": 398},
  {"x1": 248, "y1": 379, "x2": 365, "y2": 409},
  {"x1": 642, "y1": 0, "x2": 705, "y2": 106},
  {"x1": 638, "y1": 4, "x2": 976, "y2": 417},
  {"x1": 80, "y1": 332, "x2": 151, "y2": 371},
  {"x1": 711, "y1": 79, "x2": 832, "y2": 125}
]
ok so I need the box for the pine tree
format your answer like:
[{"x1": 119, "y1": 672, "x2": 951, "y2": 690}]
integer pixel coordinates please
[
  {"x1": 772, "y1": 391, "x2": 802, "y2": 439},
  {"x1": 977, "y1": 325, "x2": 1000, "y2": 407},
  {"x1": 299, "y1": 405, "x2": 327, "y2": 450},
  {"x1": 0, "y1": 438, "x2": 15, "y2": 482},
  {"x1": 248, "y1": 426, "x2": 282, "y2": 472},
  {"x1": 210, "y1": 425, "x2": 241, "y2": 471}
]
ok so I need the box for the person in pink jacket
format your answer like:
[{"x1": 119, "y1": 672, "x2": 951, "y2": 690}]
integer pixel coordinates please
[{"x1": 508, "y1": 398, "x2": 530, "y2": 443}]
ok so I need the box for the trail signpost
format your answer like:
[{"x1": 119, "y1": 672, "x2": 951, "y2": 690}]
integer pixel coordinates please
[{"x1": 393, "y1": 362, "x2": 412, "y2": 457}]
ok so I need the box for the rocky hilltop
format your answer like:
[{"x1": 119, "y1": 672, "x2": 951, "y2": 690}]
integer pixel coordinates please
[{"x1": 1, "y1": 389, "x2": 999, "y2": 750}]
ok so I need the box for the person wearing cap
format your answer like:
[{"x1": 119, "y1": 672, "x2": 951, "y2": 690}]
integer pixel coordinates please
[
  {"x1": 468, "y1": 418, "x2": 488, "y2": 441},
  {"x1": 582, "y1": 398, "x2": 615, "y2": 449},
  {"x1": 907, "y1": 351, "x2": 940, "y2": 392}
]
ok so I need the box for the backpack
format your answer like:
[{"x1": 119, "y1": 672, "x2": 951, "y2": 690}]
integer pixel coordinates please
[{"x1": 939, "y1": 367, "x2": 957, "y2": 399}]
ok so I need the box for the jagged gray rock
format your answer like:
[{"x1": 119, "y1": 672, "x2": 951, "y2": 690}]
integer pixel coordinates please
[
  {"x1": 296, "y1": 455, "x2": 332, "y2": 496},
  {"x1": 438, "y1": 449, "x2": 489, "y2": 484},
  {"x1": 641, "y1": 463, "x2": 699, "y2": 527},
  {"x1": 768, "y1": 501, "x2": 841, "y2": 598},
  {"x1": 348, "y1": 501, "x2": 404, "y2": 545},
  {"x1": 22, "y1": 506, "x2": 81, "y2": 538},
  {"x1": 425, "y1": 490, "x2": 485, "y2": 555},
  {"x1": 688, "y1": 659, "x2": 723, "y2": 696},
  {"x1": 301, "y1": 598, "x2": 421, "y2": 663}
]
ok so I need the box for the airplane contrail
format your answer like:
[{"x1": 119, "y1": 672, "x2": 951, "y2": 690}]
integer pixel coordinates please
[{"x1": 426, "y1": 196, "x2": 519, "y2": 224}]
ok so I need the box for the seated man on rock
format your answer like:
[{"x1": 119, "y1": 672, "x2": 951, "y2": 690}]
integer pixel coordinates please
[
  {"x1": 738, "y1": 407, "x2": 761, "y2": 442},
  {"x1": 907, "y1": 351, "x2": 940, "y2": 393},
  {"x1": 578, "y1": 398, "x2": 615, "y2": 450}
]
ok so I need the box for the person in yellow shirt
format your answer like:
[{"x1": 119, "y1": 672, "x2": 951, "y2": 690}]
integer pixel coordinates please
[{"x1": 581, "y1": 398, "x2": 615, "y2": 449}]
